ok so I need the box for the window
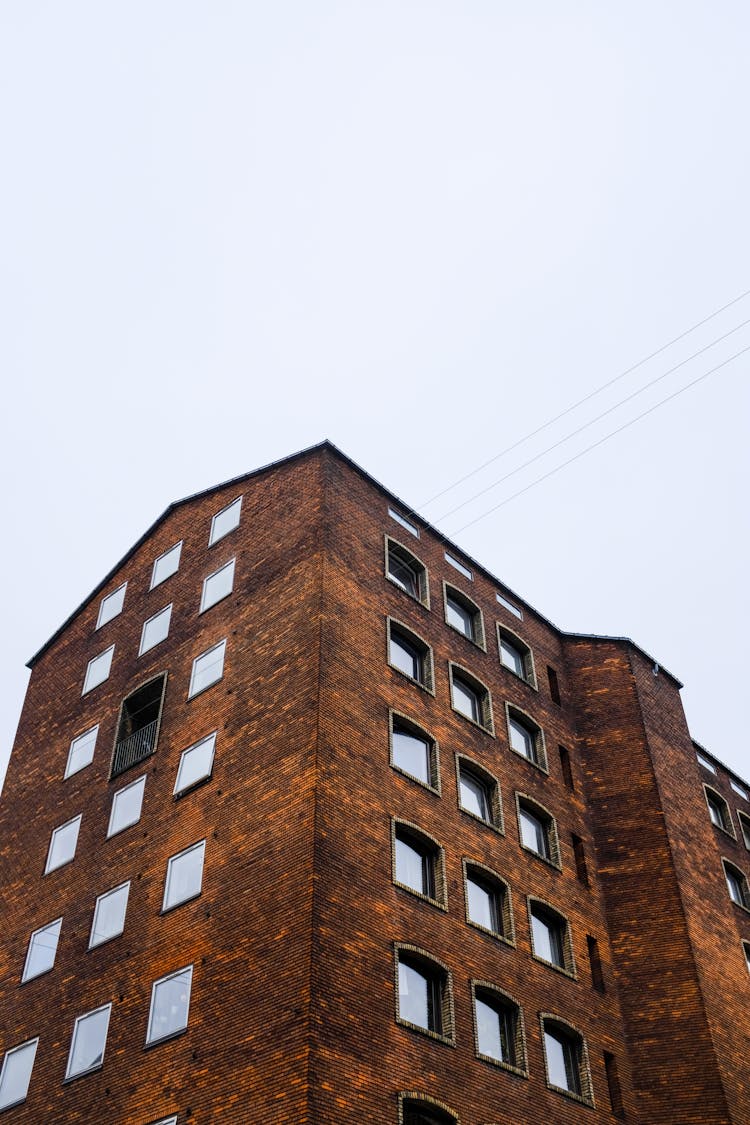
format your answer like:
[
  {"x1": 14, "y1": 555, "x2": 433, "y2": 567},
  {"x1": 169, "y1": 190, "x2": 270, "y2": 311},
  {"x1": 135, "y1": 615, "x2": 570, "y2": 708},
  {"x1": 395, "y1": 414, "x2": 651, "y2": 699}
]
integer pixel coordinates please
[
  {"x1": 444, "y1": 551, "x2": 472, "y2": 580},
  {"x1": 149, "y1": 1119, "x2": 178, "y2": 1125},
  {"x1": 724, "y1": 861, "x2": 750, "y2": 909},
  {"x1": 387, "y1": 621, "x2": 433, "y2": 691},
  {"x1": 386, "y1": 539, "x2": 428, "y2": 605},
  {"x1": 0, "y1": 1038, "x2": 38, "y2": 1112},
  {"x1": 163, "y1": 841, "x2": 206, "y2": 912},
  {"x1": 547, "y1": 664, "x2": 561, "y2": 704},
  {"x1": 209, "y1": 496, "x2": 242, "y2": 545},
  {"x1": 112, "y1": 675, "x2": 166, "y2": 777},
  {"x1": 388, "y1": 507, "x2": 419, "y2": 537},
  {"x1": 496, "y1": 591, "x2": 522, "y2": 619},
  {"x1": 464, "y1": 862, "x2": 513, "y2": 942},
  {"x1": 541, "y1": 1018, "x2": 592, "y2": 1103},
  {"x1": 151, "y1": 541, "x2": 182, "y2": 589},
  {"x1": 64, "y1": 724, "x2": 99, "y2": 779},
  {"x1": 392, "y1": 822, "x2": 444, "y2": 905},
  {"x1": 506, "y1": 708, "x2": 546, "y2": 769},
  {"x1": 399, "y1": 1096, "x2": 457, "y2": 1125},
  {"x1": 45, "y1": 814, "x2": 82, "y2": 873},
  {"x1": 449, "y1": 665, "x2": 493, "y2": 732},
  {"x1": 139, "y1": 604, "x2": 172, "y2": 656},
  {"x1": 457, "y1": 759, "x2": 502, "y2": 830},
  {"x1": 472, "y1": 985, "x2": 526, "y2": 1073},
  {"x1": 444, "y1": 586, "x2": 483, "y2": 646},
  {"x1": 704, "y1": 787, "x2": 734, "y2": 835},
  {"x1": 174, "y1": 731, "x2": 217, "y2": 796},
  {"x1": 146, "y1": 966, "x2": 193, "y2": 1045},
  {"x1": 107, "y1": 775, "x2": 146, "y2": 837},
  {"x1": 82, "y1": 645, "x2": 114, "y2": 694},
  {"x1": 529, "y1": 901, "x2": 574, "y2": 975},
  {"x1": 200, "y1": 558, "x2": 235, "y2": 612},
  {"x1": 587, "y1": 935, "x2": 605, "y2": 991},
  {"x1": 395, "y1": 947, "x2": 452, "y2": 1041},
  {"x1": 738, "y1": 810, "x2": 750, "y2": 850},
  {"x1": 65, "y1": 1003, "x2": 112, "y2": 1080},
  {"x1": 604, "y1": 1051, "x2": 625, "y2": 1118},
  {"x1": 572, "y1": 834, "x2": 589, "y2": 886},
  {"x1": 559, "y1": 745, "x2": 574, "y2": 789},
  {"x1": 696, "y1": 748, "x2": 716, "y2": 773},
  {"x1": 390, "y1": 715, "x2": 437, "y2": 790},
  {"x1": 743, "y1": 940, "x2": 750, "y2": 974},
  {"x1": 498, "y1": 627, "x2": 535, "y2": 685},
  {"x1": 517, "y1": 797, "x2": 560, "y2": 867},
  {"x1": 188, "y1": 639, "x2": 226, "y2": 698},
  {"x1": 731, "y1": 778, "x2": 749, "y2": 800},
  {"x1": 22, "y1": 917, "x2": 62, "y2": 982},
  {"x1": 89, "y1": 882, "x2": 130, "y2": 948},
  {"x1": 96, "y1": 582, "x2": 126, "y2": 629}
]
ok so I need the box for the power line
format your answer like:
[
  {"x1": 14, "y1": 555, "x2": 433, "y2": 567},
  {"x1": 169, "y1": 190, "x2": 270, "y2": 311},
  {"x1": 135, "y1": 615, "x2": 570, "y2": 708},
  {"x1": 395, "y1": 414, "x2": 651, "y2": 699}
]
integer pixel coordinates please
[
  {"x1": 436, "y1": 316, "x2": 750, "y2": 523},
  {"x1": 449, "y1": 343, "x2": 750, "y2": 535},
  {"x1": 420, "y1": 285, "x2": 750, "y2": 509}
]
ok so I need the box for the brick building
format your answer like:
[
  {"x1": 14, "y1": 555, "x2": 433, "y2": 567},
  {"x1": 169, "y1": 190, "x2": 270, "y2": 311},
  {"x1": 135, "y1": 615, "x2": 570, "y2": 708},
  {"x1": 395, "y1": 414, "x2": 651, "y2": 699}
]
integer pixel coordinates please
[{"x1": 0, "y1": 441, "x2": 748, "y2": 1124}]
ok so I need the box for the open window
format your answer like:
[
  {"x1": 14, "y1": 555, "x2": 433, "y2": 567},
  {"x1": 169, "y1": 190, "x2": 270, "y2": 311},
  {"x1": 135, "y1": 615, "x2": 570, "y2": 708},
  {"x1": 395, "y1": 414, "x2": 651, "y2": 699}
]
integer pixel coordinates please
[{"x1": 111, "y1": 675, "x2": 167, "y2": 778}]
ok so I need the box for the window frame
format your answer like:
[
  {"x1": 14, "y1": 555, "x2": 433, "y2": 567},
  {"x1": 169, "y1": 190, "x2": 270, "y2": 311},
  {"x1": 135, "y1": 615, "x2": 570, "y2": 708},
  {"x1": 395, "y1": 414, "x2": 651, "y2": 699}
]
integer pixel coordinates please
[
  {"x1": 389, "y1": 711, "x2": 439, "y2": 793},
  {"x1": 385, "y1": 536, "x2": 430, "y2": 607},
  {"x1": 44, "y1": 813, "x2": 82, "y2": 874},
  {"x1": 444, "y1": 551, "x2": 472, "y2": 580},
  {"x1": 455, "y1": 755, "x2": 503, "y2": 833},
  {"x1": 0, "y1": 1038, "x2": 39, "y2": 1112},
  {"x1": 388, "y1": 507, "x2": 420, "y2": 538},
  {"x1": 150, "y1": 541, "x2": 182, "y2": 589},
  {"x1": 448, "y1": 663, "x2": 494, "y2": 734},
  {"x1": 742, "y1": 940, "x2": 750, "y2": 974},
  {"x1": 528, "y1": 897, "x2": 576, "y2": 978},
  {"x1": 64, "y1": 1002, "x2": 112, "y2": 1081},
  {"x1": 398, "y1": 1092, "x2": 458, "y2": 1125},
  {"x1": 516, "y1": 794, "x2": 561, "y2": 869},
  {"x1": 391, "y1": 818, "x2": 446, "y2": 909},
  {"x1": 174, "y1": 731, "x2": 217, "y2": 797},
  {"x1": 200, "y1": 557, "x2": 236, "y2": 614},
  {"x1": 703, "y1": 785, "x2": 735, "y2": 837},
  {"x1": 21, "y1": 917, "x2": 63, "y2": 983},
  {"x1": 138, "y1": 604, "x2": 172, "y2": 657},
  {"x1": 107, "y1": 774, "x2": 147, "y2": 837},
  {"x1": 387, "y1": 618, "x2": 434, "y2": 694},
  {"x1": 208, "y1": 495, "x2": 242, "y2": 546},
  {"x1": 146, "y1": 965, "x2": 194, "y2": 1046},
  {"x1": 497, "y1": 624, "x2": 536, "y2": 686},
  {"x1": 82, "y1": 645, "x2": 115, "y2": 695},
  {"x1": 730, "y1": 778, "x2": 749, "y2": 800},
  {"x1": 443, "y1": 583, "x2": 485, "y2": 648},
  {"x1": 695, "y1": 747, "x2": 717, "y2": 773},
  {"x1": 89, "y1": 881, "x2": 130, "y2": 949},
  {"x1": 96, "y1": 582, "x2": 127, "y2": 630},
  {"x1": 394, "y1": 944, "x2": 454, "y2": 1045},
  {"x1": 462, "y1": 859, "x2": 514, "y2": 945},
  {"x1": 162, "y1": 840, "x2": 207, "y2": 913},
  {"x1": 471, "y1": 980, "x2": 527, "y2": 1076},
  {"x1": 64, "y1": 723, "x2": 99, "y2": 780},
  {"x1": 540, "y1": 1014, "x2": 594, "y2": 1106},
  {"x1": 505, "y1": 704, "x2": 547, "y2": 771},
  {"x1": 737, "y1": 809, "x2": 750, "y2": 851},
  {"x1": 723, "y1": 859, "x2": 750, "y2": 911},
  {"x1": 188, "y1": 639, "x2": 227, "y2": 698}
]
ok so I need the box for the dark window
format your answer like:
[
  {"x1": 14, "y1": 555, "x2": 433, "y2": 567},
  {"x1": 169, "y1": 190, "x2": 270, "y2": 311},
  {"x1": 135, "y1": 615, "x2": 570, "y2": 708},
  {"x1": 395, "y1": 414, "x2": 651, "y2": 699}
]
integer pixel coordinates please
[
  {"x1": 586, "y1": 935, "x2": 605, "y2": 991},
  {"x1": 604, "y1": 1051, "x2": 625, "y2": 1117},
  {"x1": 547, "y1": 665, "x2": 561, "y2": 704},
  {"x1": 111, "y1": 676, "x2": 166, "y2": 779},
  {"x1": 739, "y1": 811, "x2": 750, "y2": 850},
  {"x1": 388, "y1": 623, "x2": 433, "y2": 690},
  {"x1": 559, "y1": 745, "x2": 574, "y2": 789},
  {"x1": 401, "y1": 1099, "x2": 457, "y2": 1125},
  {"x1": 572, "y1": 834, "x2": 589, "y2": 886},
  {"x1": 387, "y1": 540, "x2": 428, "y2": 604}
]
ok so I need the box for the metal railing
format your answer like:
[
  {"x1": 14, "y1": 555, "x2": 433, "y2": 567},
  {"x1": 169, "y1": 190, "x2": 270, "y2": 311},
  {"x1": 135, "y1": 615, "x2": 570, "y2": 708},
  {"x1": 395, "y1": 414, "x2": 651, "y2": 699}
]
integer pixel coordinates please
[{"x1": 111, "y1": 719, "x2": 158, "y2": 778}]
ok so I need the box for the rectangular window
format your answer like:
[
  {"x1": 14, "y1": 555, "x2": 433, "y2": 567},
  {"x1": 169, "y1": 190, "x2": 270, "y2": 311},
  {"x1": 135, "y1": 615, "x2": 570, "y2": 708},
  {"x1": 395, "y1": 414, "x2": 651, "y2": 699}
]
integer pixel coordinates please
[
  {"x1": 189, "y1": 640, "x2": 226, "y2": 698},
  {"x1": 696, "y1": 750, "x2": 716, "y2": 773},
  {"x1": 391, "y1": 717, "x2": 436, "y2": 789},
  {"x1": 139, "y1": 604, "x2": 172, "y2": 656},
  {"x1": 496, "y1": 591, "x2": 522, "y2": 619},
  {"x1": 209, "y1": 496, "x2": 242, "y2": 545},
  {"x1": 200, "y1": 558, "x2": 235, "y2": 613},
  {"x1": 547, "y1": 665, "x2": 561, "y2": 704},
  {"x1": 0, "y1": 1038, "x2": 38, "y2": 1112},
  {"x1": 586, "y1": 935, "x2": 605, "y2": 991},
  {"x1": 107, "y1": 775, "x2": 146, "y2": 837},
  {"x1": 90, "y1": 882, "x2": 130, "y2": 948},
  {"x1": 65, "y1": 1004, "x2": 112, "y2": 1080},
  {"x1": 112, "y1": 675, "x2": 166, "y2": 778},
  {"x1": 739, "y1": 811, "x2": 750, "y2": 850},
  {"x1": 163, "y1": 841, "x2": 206, "y2": 911},
  {"x1": 388, "y1": 507, "x2": 419, "y2": 537},
  {"x1": 82, "y1": 645, "x2": 114, "y2": 694},
  {"x1": 151, "y1": 541, "x2": 182, "y2": 589},
  {"x1": 146, "y1": 966, "x2": 193, "y2": 1045},
  {"x1": 45, "y1": 814, "x2": 82, "y2": 874},
  {"x1": 444, "y1": 552, "x2": 472, "y2": 580},
  {"x1": 64, "y1": 725, "x2": 99, "y2": 779},
  {"x1": 96, "y1": 583, "x2": 126, "y2": 629},
  {"x1": 174, "y1": 732, "x2": 217, "y2": 796},
  {"x1": 731, "y1": 779, "x2": 749, "y2": 800},
  {"x1": 572, "y1": 834, "x2": 589, "y2": 886},
  {"x1": 604, "y1": 1052, "x2": 625, "y2": 1118},
  {"x1": 22, "y1": 918, "x2": 62, "y2": 982}
]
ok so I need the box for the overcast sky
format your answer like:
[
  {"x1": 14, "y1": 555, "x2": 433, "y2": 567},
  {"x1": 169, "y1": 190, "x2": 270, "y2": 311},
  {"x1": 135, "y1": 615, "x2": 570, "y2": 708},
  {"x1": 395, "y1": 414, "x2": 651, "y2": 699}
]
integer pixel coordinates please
[{"x1": 1, "y1": 2, "x2": 748, "y2": 792}]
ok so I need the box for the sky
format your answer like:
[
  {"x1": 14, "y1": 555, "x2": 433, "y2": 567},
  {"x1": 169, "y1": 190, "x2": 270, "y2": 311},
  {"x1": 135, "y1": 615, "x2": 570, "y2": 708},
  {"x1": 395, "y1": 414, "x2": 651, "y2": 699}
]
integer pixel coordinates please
[{"x1": 1, "y1": 1, "x2": 749, "y2": 791}]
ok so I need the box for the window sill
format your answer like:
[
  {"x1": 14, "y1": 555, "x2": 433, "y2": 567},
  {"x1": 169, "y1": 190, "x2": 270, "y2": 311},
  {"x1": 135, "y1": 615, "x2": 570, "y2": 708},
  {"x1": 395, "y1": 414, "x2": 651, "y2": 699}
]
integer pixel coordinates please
[
  {"x1": 390, "y1": 763, "x2": 441, "y2": 796},
  {"x1": 465, "y1": 918, "x2": 515, "y2": 947},
  {"x1": 385, "y1": 574, "x2": 429, "y2": 609},
  {"x1": 396, "y1": 1017, "x2": 455, "y2": 1047},
  {"x1": 508, "y1": 747, "x2": 549, "y2": 774},
  {"x1": 160, "y1": 892, "x2": 202, "y2": 916},
  {"x1": 445, "y1": 620, "x2": 486, "y2": 652},
  {"x1": 173, "y1": 774, "x2": 213, "y2": 801},
  {"x1": 519, "y1": 843, "x2": 562, "y2": 872},
  {"x1": 144, "y1": 1027, "x2": 188, "y2": 1052},
  {"x1": 545, "y1": 1082, "x2": 594, "y2": 1109},
  {"x1": 451, "y1": 706, "x2": 494, "y2": 737},
  {"x1": 531, "y1": 952, "x2": 577, "y2": 981},
  {"x1": 393, "y1": 881, "x2": 447, "y2": 912},
  {"x1": 63, "y1": 1063, "x2": 103, "y2": 1084},
  {"x1": 459, "y1": 807, "x2": 503, "y2": 836},
  {"x1": 388, "y1": 663, "x2": 435, "y2": 696},
  {"x1": 475, "y1": 1051, "x2": 528, "y2": 1079}
]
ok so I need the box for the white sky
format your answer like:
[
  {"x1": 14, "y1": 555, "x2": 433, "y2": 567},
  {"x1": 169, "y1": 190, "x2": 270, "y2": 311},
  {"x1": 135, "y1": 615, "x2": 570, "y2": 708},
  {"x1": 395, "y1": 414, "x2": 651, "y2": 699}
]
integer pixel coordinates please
[{"x1": 1, "y1": 2, "x2": 748, "y2": 791}]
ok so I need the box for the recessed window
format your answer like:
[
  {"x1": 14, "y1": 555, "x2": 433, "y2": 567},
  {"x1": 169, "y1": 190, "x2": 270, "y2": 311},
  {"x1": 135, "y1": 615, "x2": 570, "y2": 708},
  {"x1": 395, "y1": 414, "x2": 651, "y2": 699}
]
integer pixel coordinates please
[
  {"x1": 188, "y1": 639, "x2": 227, "y2": 698},
  {"x1": 64, "y1": 724, "x2": 99, "y2": 779},
  {"x1": 498, "y1": 627, "x2": 535, "y2": 685},
  {"x1": 738, "y1": 811, "x2": 750, "y2": 850},
  {"x1": 704, "y1": 787, "x2": 734, "y2": 835},
  {"x1": 464, "y1": 862, "x2": 513, "y2": 942},
  {"x1": 395, "y1": 947, "x2": 452, "y2": 1041},
  {"x1": 390, "y1": 715, "x2": 437, "y2": 790},
  {"x1": 174, "y1": 732, "x2": 217, "y2": 796},
  {"x1": 517, "y1": 797, "x2": 560, "y2": 867},
  {"x1": 89, "y1": 882, "x2": 130, "y2": 948},
  {"x1": 547, "y1": 665, "x2": 561, "y2": 704},
  {"x1": 146, "y1": 965, "x2": 193, "y2": 1045},
  {"x1": 507, "y1": 708, "x2": 546, "y2": 769},
  {"x1": 696, "y1": 749, "x2": 716, "y2": 773},
  {"x1": 444, "y1": 586, "x2": 483, "y2": 646},
  {"x1": 444, "y1": 551, "x2": 472, "y2": 580},
  {"x1": 724, "y1": 861, "x2": 750, "y2": 909},
  {"x1": 139, "y1": 604, "x2": 172, "y2": 656},
  {"x1": 604, "y1": 1051, "x2": 625, "y2": 1118},
  {"x1": 392, "y1": 822, "x2": 444, "y2": 906},
  {"x1": 449, "y1": 665, "x2": 493, "y2": 732},
  {"x1": 112, "y1": 675, "x2": 166, "y2": 778},
  {"x1": 22, "y1": 917, "x2": 62, "y2": 982},
  {"x1": 457, "y1": 759, "x2": 502, "y2": 830},
  {"x1": 743, "y1": 940, "x2": 750, "y2": 974},
  {"x1": 731, "y1": 778, "x2": 749, "y2": 800},
  {"x1": 65, "y1": 1003, "x2": 112, "y2": 1080},
  {"x1": 386, "y1": 539, "x2": 428, "y2": 604},
  {"x1": 496, "y1": 591, "x2": 522, "y2": 619},
  {"x1": 529, "y1": 901, "x2": 574, "y2": 975},
  {"x1": 200, "y1": 558, "x2": 235, "y2": 613},
  {"x1": 151, "y1": 541, "x2": 182, "y2": 589},
  {"x1": 0, "y1": 1038, "x2": 39, "y2": 1112},
  {"x1": 107, "y1": 775, "x2": 146, "y2": 837},
  {"x1": 149, "y1": 1118, "x2": 178, "y2": 1125},
  {"x1": 163, "y1": 841, "x2": 206, "y2": 912},
  {"x1": 572, "y1": 834, "x2": 589, "y2": 886},
  {"x1": 388, "y1": 507, "x2": 419, "y2": 537},
  {"x1": 559, "y1": 745, "x2": 574, "y2": 789},
  {"x1": 82, "y1": 645, "x2": 114, "y2": 694},
  {"x1": 388, "y1": 621, "x2": 433, "y2": 691},
  {"x1": 96, "y1": 583, "x2": 127, "y2": 629},
  {"x1": 542, "y1": 1018, "x2": 592, "y2": 1103},
  {"x1": 209, "y1": 496, "x2": 242, "y2": 546},
  {"x1": 400, "y1": 1096, "x2": 457, "y2": 1125},
  {"x1": 586, "y1": 935, "x2": 605, "y2": 992},
  {"x1": 473, "y1": 985, "x2": 526, "y2": 1073},
  {"x1": 45, "y1": 814, "x2": 82, "y2": 873}
]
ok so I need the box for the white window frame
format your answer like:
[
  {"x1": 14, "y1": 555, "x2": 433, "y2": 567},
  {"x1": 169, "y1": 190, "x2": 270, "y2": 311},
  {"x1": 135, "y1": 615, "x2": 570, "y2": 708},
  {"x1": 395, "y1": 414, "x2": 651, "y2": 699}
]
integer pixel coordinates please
[
  {"x1": 96, "y1": 582, "x2": 127, "y2": 629},
  {"x1": 22, "y1": 917, "x2": 63, "y2": 982},
  {"x1": 65, "y1": 1003, "x2": 112, "y2": 1080},
  {"x1": 209, "y1": 496, "x2": 242, "y2": 546},
  {"x1": 188, "y1": 640, "x2": 227, "y2": 698},
  {"x1": 0, "y1": 1038, "x2": 39, "y2": 1112},
  {"x1": 107, "y1": 775, "x2": 146, "y2": 838},
  {"x1": 696, "y1": 750, "x2": 716, "y2": 773},
  {"x1": 388, "y1": 506, "x2": 419, "y2": 537},
  {"x1": 45, "y1": 814, "x2": 82, "y2": 874},
  {"x1": 174, "y1": 732, "x2": 217, "y2": 796},
  {"x1": 82, "y1": 645, "x2": 114, "y2": 694},
  {"x1": 731, "y1": 778, "x2": 749, "y2": 800},
  {"x1": 150, "y1": 541, "x2": 182, "y2": 589},
  {"x1": 200, "y1": 558, "x2": 236, "y2": 613},
  {"x1": 89, "y1": 882, "x2": 130, "y2": 948},
  {"x1": 146, "y1": 965, "x2": 194, "y2": 1045},
  {"x1": 139, "y1": 604, "x2": 172, "y2": 656},
  {"x1": 163, "y1": 841, "x2": 206, "y2": 912},
  {"x1": 496, "y1": 591, "x2": 523, "y2": 619},
  {"x1": 64, "y1": 724, "x2": 99, "y2": 779},
  {"x1": 444, "y1": 551, "x2": 472, "y2": 580}
]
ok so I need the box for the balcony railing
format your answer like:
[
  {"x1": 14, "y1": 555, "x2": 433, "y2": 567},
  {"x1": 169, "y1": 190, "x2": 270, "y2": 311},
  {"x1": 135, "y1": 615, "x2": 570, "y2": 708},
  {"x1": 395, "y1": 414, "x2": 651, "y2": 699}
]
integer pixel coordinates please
[{"x1": 111, "y1": 719, "x2": 158, "y2": 778}]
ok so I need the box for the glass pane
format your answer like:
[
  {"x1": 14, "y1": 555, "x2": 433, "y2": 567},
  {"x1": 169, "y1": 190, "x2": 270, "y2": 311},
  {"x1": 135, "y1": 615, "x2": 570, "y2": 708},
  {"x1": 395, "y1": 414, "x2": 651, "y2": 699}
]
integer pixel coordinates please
[
  {"x1": 509, "y1": 718, "x2": 534, "y2": 760},
  {"x1": 0, "y1": 1039, "x2": 38, "y2": 1111},
  {"x1": 65, "y1": 725, "x2": 99, "y2": 779},
  {"x1": 164, "y1": 842, "x2": 206, "y2": 910},
  {"x1": 140, "y1": 605, "x2": 172, "y2": 655},
  {"x1": 201, "y1": 559, "x2": 235, "y2": 612},
  {"x1": 46, "y1": 816, "x2": 81, "y2": 872},
  {"x1": 151, "y1": 542, "x2": 182, "y2": 588},
  {"x1": 90, "y1": 884, "x2": 130, "y2": 947},
  {"x1": 531, "y1": 911, "x2": 563, "y2": 966},
  {"x1": 726, "y1": 870, "x2": 743, "y2": 905},
  {"x1": 398, "y1": 961, "x2": 430, "y2": 1029},
  {"x1": 395, "y1": 837, "x2": 428, "y2": 895},
  {"x1": 519, "y1": 809, "x2": 546, "y2": 856},
  {"x1": 392, "y1": 727, "x2": 430, "y2": 784},
  {"x1": 189, "y1": 641, "x2": 226, "y2": 697},
  {"x1": 67, "y1": 1006, "x2": 111, "y2": 1077},
  {"x1": 467, "y1": 878, "x2": 497, "y2": 931},
  {"x1": 209, "y1": 497, "x2": 242, "y2": 544},
  {"x1": 83, "y1": 646, "x2": 114, "y2": 693},
  {"x1": 500, "y1": 638, "x2": 524, "y2": 676},
  {"x1": 446, "y1": 596, "x2": 473, "y2": 637},
  {"x1": 476, "y1": 997, "x2": 511, "y2": 1062},
  {"x1": 390, "y1": 636, "x2": 420, "y2": 679},
  {"x1": 460, "y1": 771, "x2": 489, "y2": 821},
  {"x1": 23, "y1": 919, "x2": 62, "y2": 981},
  {"x1": 452, "y1": 679, "x2": 479, "y2": 721},
  {"x1": 174, "y1": 733, "x2": 216, "y2": 794},
  {"x1": 708, "y1": 798, "x2": 722, "y2": 827},
  {"x1": 545, "y1": 1030, "x2": 573, "y2": 1089},
  {"x1": 97, "y1": 583, "x2": 126, "y2": 628},
  {"x1": 148, "y1": 968, "x2": 193, "y2": 1043},
  {"x1": 388, "y1": 554, "x2": 419, "y2": 597},
  {"x1": 108, "y1": 776, "x2": 146, "y2": 837}
]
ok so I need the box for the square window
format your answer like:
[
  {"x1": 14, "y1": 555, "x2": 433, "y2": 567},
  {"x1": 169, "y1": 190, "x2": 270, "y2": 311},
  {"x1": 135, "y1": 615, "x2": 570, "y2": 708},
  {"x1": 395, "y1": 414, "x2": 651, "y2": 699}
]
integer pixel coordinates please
[
  {"x1": 22, "y1": 917, "x2": 62, "y2": 982},
  {"x1": 163, "y1": 841, "x2": 206, "y2": 911},
  {"x1": 388, "y1": 623, "x2": 432, "y2": 690},
  {"x1": 189, "y1": 640, "x2": 227, "y2": 698},
  {"x1": 390, "y1": 717, "x2": 436, "y2": 789},
  {"x1": 89, "y1": 882, "x2": 130, "y2": 948},
  {"x1": 64, "y1": 724, "x2": 99, "y2": 779},
  {"x1": 45, "y1": 814, "x2": 82, "y2": 873},
  {"x1": 450, "y1": 666, "x2": 492, "y2": 732},
  {"x1": 473, "y1": 988, "x2": 524, "y2": 1072},
  {"x1": 151, "y1": 541, "x2": 182, "y2": 589},
  {"x1": 65, "y1": 1004, "x2": 112, "y2": 1080},
  {"x1": 209, "y1": 496, "x2": 242, "y2": 545},
  {"x1": 0, "y1": 1038, "x2": 38, "y2": 1112},
  {"x1": 96, "y1": 583, "x2": 126, "y2": 629},
  {"x1": 200, "y1": 558, "x2": 235, "y2": 613},
  {"x1": 146, "y1": 966, "x2": 193, "y2": 1045},
  {"x1": 395, "y1": 950, "x2": 451, "y2": 1040},
  {"x1": 107, "y1": 775, "x2": 146, "y2": 837},
  {"x1": 174, "y1": 732, "x2": 217, "y2": 796},
  {"x1": 82, "y1": 646, "x2": 114, "y2": 694},
  {"x1": 139, "y1": 604, "x2": 172, "y2": 656}
]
